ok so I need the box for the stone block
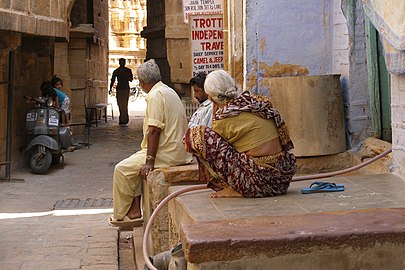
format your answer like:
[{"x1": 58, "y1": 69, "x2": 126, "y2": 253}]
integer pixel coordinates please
[
  {"x1": 392, "y1": 125, "x2": 405, "y2": 151},
  {"x1": 267, "y1": 75, "x2": 346, "y2": 156},
  {"x1": 143, "y1": 164, "x2": 201, "y2": 253},
  {"x1": 399, "y1": 73, "x2": 405, "y2": 91},
  {"x1": 11, "y1": 0, "x2": 28, "y2": 12},
  {"x1": 392, "y1": 150, "x2": 405, "y2": 178},
  {"x1": 166, "y1": 25, "x2": 189, "y2": 39},
  {"x1": 165, "y1": 0, "x2": 182, "y2": 15},
  {"x1": 167, "y1": 39, "x2": 191, "y2": 83},
  {"x1": 182, "y1": 208, "x2": 405, "y2": 269},
  {"x1": 50, "y1": 0, "x2": 61, "y2": 18},
  {"x1": 0, "y1": 0, "x2": 10, "y2": 9},
  {"x1": 30, "y1": 0, "x2": 50, "y2": 17}
]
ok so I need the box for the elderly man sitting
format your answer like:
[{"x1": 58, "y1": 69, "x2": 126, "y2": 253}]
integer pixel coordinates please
[{"x1": 109, "y1": 59, "x2": 192, "y2": 226}]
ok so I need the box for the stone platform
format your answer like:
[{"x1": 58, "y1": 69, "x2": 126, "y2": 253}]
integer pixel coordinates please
[{"x1": 167, "y1": 174, "x2": 405, "y2": 270}]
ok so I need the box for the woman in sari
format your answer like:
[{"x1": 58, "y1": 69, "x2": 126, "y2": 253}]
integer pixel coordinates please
[{"x1": 183, "y1": 69, "x2": 297, "y2": 198}]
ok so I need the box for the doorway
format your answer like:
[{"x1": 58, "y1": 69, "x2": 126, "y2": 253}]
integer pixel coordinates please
[{"x1": 366, "y1": 20, "x2": 391, "y2": 142}]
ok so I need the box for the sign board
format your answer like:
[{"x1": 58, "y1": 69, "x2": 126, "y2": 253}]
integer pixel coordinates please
[
  {"x1": 183, "y1": 0, "x2": 223, "y2": 23},
  {"x1": 190, "y1": 14, "x2": 224, "y2": 77}
]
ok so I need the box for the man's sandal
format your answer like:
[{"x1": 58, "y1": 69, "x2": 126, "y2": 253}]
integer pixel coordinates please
[{"x1": 108, "y1": 215, "x2": 143, "y2": 227}]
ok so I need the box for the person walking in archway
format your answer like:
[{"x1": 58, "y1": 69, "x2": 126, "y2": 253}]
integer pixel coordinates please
[{"x1": 110, "y1": 58, "x2": 133, "y2": 126}]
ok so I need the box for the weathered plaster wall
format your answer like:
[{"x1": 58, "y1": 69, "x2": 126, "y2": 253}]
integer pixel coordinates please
[
  {"x1": 391, "y1": 74, "x2": 405, "y2": 178},
  {"x1": 338, "y1": 0, "x2": 372, "y2": 148},
  {"x1": 331, "y1": 1, "x2": 349, "y2": 80},
  {"x1": 223, "y1": 0, "x2": 244, "y2": 87},
  {"x1": 244, "y1": 0, "x2": 370, "y2": 149},
  {"x1": 245, "y1": 0, "x2": 333, "y2": 93}
]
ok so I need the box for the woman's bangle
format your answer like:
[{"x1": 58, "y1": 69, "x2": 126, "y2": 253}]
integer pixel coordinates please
[{"x1": 146, "y1": 155, "x2": 155, "y2": 161}]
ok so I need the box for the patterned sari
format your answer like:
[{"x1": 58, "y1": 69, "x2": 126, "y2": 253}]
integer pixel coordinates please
[{"x1": 183, "y1": 91, "x2": 297, "y2": 198}]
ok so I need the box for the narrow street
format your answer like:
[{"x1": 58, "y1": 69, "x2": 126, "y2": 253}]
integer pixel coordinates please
[{"x1": 0, "y1": 96, "x2": 146, "y2": 269}]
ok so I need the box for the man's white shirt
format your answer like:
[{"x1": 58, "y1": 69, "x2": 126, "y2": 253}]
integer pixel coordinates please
[{"x1": 188, "y1": 99, "x2": 213, "y2": 128}]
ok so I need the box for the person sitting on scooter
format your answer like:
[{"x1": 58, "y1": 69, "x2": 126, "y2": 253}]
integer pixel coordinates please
[
  {"x1": 50, "y1": 75, "x2": 71, "y2": 126},
  {"x1": 40, "y1": 80, "x2": 70, "y2": 126}
]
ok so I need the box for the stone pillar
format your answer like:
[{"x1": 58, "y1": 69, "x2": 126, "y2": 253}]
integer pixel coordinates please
[
  {"x1": 0, "y1": 33, "x2": 21, "y2": 171},
  {"x1": 54, "y1": 42, "x2": 72, "y2": 100},
  {"x1": 391, "y1": 74, "x2": 405, "y2": 178}
]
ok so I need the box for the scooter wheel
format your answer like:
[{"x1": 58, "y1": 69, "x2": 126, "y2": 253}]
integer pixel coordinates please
[{"x1": 30, "y1": 147, "x2": 52, "y2": 174}]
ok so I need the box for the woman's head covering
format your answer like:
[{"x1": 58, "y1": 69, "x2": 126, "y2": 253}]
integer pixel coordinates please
[{"x1": 204, "y1": 69, "x2": 240, "y2": 105}]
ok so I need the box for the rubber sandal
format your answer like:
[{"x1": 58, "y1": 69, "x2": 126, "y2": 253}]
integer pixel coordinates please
[
  {"x1": 108, "y1": 215, "x2": 143, "y2": 227},
  {"x1": 301, "y1": 182, "x2": 345, "y2": 194},
  {"x1": 309, "y1": 181, "x2": 345, "y2": 189}
]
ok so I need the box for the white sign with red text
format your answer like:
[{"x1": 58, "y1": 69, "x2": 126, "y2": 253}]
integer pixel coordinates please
[
  {"x1": 183, "y1": 0, "x2": 223, "y2": 23},
  {"x1": 190, "y1": 14, "x2": 224, "y2": 77}
]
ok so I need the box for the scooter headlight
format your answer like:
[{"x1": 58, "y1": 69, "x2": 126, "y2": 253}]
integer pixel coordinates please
[
  {"x1": 36, "y1": 117, "x2": 46, "y2": 125},
  {"x1": 47, "y1": 98, "x2": 54, "y2": 107}
]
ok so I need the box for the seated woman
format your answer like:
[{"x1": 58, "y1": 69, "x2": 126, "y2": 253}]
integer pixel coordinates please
[{"x1": 183, "y1": 69, "x2": 297, "y2": 198}]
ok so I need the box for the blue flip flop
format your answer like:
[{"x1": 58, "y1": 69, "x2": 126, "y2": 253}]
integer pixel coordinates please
[{"x1": 301, "y1": 181, "x2": 345, "y2": 194}]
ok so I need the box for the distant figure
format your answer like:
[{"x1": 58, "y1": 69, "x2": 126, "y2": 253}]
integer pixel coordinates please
[
  {"x1": 50, "y1": 75, "x2": 71, "y2": 126},
  {"x1": 110, "y1": 58, "x2": 133, "y2": 126},
  {"x1": 188, "y1": 72, "x2": 213, "y2": 128}
]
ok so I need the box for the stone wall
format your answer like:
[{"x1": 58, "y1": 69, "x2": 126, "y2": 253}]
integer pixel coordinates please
[
  {"x1": 0, "y1": 32, "x2": 20, "y2": 171},
  {"x1": 391, "y1": 74, "x2": 405, "y2": 178},
  {"x1": 0, "y1": 0, "x2": 73, "y2": 39},
  {"x1": 0, "y1": 0, "x2": 109, "y2": 171},
  {"x1": 0, "y1": 33, "x2": 54, "y2": 170},
  {"x1": 63, "y1": 0, "x2": 109, "y2": 124}
]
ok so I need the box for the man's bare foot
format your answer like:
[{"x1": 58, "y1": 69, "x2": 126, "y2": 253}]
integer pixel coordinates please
[
  {"x1": 209, "y1": 186, "x2": 244, "y2": 198},
  {"x1": 127, "y1": 213, "x2": 142, "y2": 219}
]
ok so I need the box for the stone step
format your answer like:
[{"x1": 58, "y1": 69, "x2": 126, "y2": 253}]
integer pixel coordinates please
[
  {"x1": 182, "y1": 208, "x2": 405, "y2": 267},
  {"x1": 167, "y1": 174, "x2": 405, "y2": 269}
]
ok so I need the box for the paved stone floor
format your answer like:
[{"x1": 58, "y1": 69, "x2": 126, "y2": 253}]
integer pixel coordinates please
[
  {"x1": 171, "y1": 173, "x2": 405, "y2": 222},
  {"x1": 0, "y1": 96, "x2": 146, "y2": 270}
]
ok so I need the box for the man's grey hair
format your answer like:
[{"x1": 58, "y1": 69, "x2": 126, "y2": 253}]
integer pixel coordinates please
[{"x1": 137, "y1": 59, "x2": 161, "y2": 83}]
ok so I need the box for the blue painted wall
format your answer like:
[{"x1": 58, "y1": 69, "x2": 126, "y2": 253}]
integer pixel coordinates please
[
  {"x1": 246, "y1": 1, "x2": 333, "y2": 93},
  {"x1": 244, "y1": 0, "x2": 372, "y2": 148}
]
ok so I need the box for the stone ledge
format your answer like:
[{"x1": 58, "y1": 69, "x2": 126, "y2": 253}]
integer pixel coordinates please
[
  {"x1": 181, "y1": 208, "x2": 405, "y2": 264},
  {"x1": 143, "y1": 163, "x2": 202, "y2": 253},
  {"x1": 148, "y1": 164, "x2": 200, "y2": 184},
  {"x1": 0, "y1": 11, "x2": 68, "y2": 38}
]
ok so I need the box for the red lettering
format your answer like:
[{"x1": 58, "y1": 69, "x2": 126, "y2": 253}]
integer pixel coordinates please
[{"x1": 193, "y1": 18, "x2": 224, "y2": 29}]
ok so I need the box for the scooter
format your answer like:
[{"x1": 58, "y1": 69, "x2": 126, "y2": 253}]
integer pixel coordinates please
[{"x1": 24, "y1": 96, "x2": 72, "y2": 174}]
